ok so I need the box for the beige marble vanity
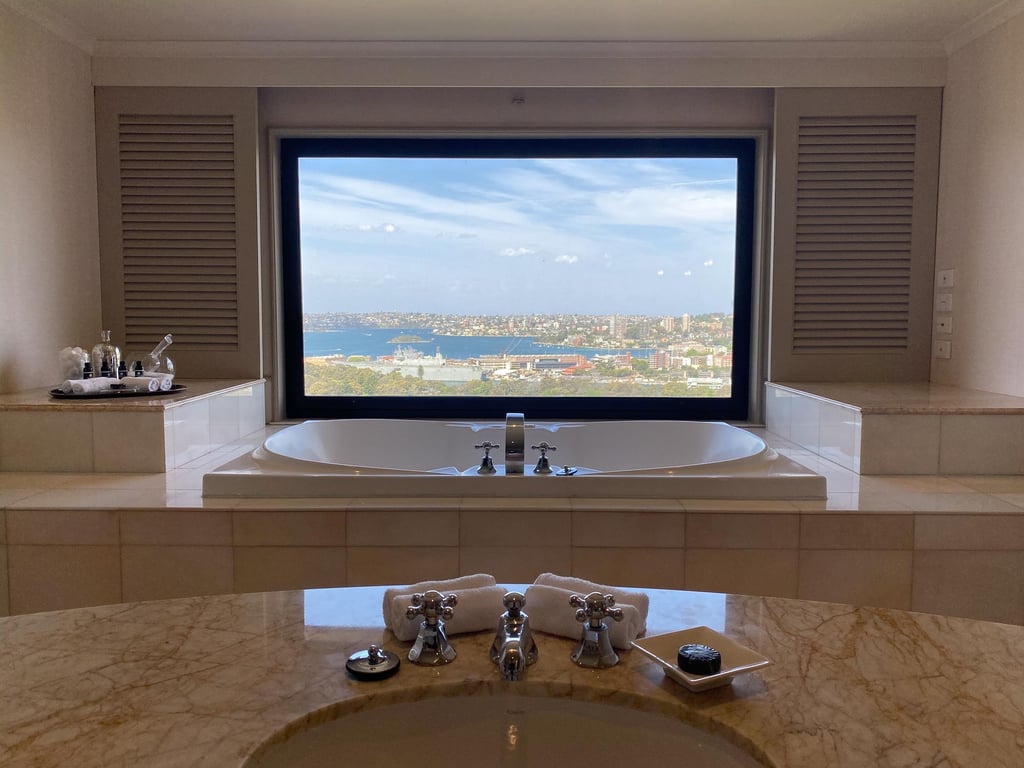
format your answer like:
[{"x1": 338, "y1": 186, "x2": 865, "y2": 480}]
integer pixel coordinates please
[{"x1": 1, "y1": 585, "x2": 1021, "y2": 767}]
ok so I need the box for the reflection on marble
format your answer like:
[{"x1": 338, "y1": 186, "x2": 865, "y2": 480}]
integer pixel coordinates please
[
  {"x1": 1, "y1": 586, "x2": 1022, "y2": 767},
  {"x1": 771, "y1": 381, "x2": 1024, "y2": 414}
]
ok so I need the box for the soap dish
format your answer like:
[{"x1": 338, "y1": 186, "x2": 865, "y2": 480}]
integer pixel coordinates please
[{"x1": 632, "y1": 626, "x2": 770, "y2": 692}]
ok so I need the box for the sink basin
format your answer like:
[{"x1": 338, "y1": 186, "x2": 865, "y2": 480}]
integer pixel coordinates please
[{"x1": 245, "y1": 694, "x2": 764, "y2": 767}]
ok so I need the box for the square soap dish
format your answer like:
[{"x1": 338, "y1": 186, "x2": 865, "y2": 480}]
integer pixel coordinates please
[{"x1": 632, "y1": 626, "x2": 771, "y2": 692}]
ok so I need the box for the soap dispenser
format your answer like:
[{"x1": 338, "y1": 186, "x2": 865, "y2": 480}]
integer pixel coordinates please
[{"x1": 91, "y1": 331, "x2": 121, "y2": 381}]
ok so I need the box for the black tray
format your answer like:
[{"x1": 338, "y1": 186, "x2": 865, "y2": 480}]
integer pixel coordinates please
[{"x1": 50, "y1": 384, "x2": 186, "y2": 399}]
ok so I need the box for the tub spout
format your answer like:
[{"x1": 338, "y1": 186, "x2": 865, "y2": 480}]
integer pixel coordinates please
[
  {"x1": 505, "y1": 412, "x2": 525, "y2": 475},
  {"x1": 490, "y1": 591, "x2": 538, "y2": 681}
]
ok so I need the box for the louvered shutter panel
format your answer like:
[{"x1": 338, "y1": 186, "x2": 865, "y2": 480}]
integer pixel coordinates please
[
  {"x1": 96, "y1": 88, "x2": 260, "y2": 379},
  {"x1": 794, "y1": 115, "x2": 915, "y2": 352},
  {"x1": 771, "y1": 89, "x2": 940, "y2": 382},
  {"x1": 118, "y1": 114, "x2": 239, "y2": 350}
]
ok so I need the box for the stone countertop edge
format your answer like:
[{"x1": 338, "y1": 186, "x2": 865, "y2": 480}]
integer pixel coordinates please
[
  {"x1": 0, "y1": 379, "x2": 264, "y2": 411},
  {"x1": 0, "y1": 585, "x2": 1022, "y2": 767}
]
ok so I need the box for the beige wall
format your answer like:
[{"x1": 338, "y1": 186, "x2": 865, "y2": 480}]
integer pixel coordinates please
[
  {"x1": 0, "y1": 6, "x2": 100, "y2": 394},
  {"x1": 932, "y1": 12, "x2": 1024, "y2": 396}
]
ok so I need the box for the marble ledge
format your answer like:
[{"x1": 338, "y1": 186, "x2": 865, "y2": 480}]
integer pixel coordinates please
[
  {"x1": 0, "y1": 585, "x2": 1021, "y2": 767},
  {"x1": 770, "y1": 381, "x2": 1024, "y2": 415},
  {"x1": 0, "y1": 379, "x2": 263, "y2": 411}
]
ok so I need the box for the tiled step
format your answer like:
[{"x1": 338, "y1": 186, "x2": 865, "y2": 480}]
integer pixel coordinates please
[
  {"x1": 765, "y1": 382, "x2": 1024, "y2": 475},
  {"x1": 0, "y1": 380, "x2": 265, "y2": 472}
]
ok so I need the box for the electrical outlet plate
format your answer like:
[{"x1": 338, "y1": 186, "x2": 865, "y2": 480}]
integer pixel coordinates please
[{"x1": 934, "y1": 340, "x2": 952, "y2": 359}]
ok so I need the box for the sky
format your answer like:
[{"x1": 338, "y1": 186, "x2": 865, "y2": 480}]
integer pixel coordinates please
[{"x1": 297, "y1": 153, "x2": 739, "y2": 317}]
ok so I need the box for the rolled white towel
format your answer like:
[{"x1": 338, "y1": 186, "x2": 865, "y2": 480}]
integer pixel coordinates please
[
  {"x1": 524, "y1": 575, "x2": 650, "y2": 650},
  {"x1": 66, "y1": 377, "x2": 120, "y2": 395},
  {"x1": 387, "y1": 585, "x2": 507, "y2": 642},
  {"x1": 383, "y1": 573, "x2": 500, "y2": 641},
  {"x1": 122, "y1": 376, "x2": 161, "y2": 392},
  {"x1": 141, "y1": 371, "x2": 174, "y2": 391},
  {"x1": 534, "y1": 572, "x2": 650, "y2": 618}
]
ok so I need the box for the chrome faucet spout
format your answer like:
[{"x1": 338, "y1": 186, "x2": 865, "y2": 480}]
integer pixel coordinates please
[
  {"x1": 504, "y1": 412, "x2": 525, "y2": 475},
  {"x1": 490, "y1": 591, "x2": 538, "y2": 681}
]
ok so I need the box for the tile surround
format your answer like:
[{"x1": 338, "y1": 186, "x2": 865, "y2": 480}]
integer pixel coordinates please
[
  {"x1": 0, "y1": 385, "x2": 1022, "y2": 626},
  {"x1": 0, "y1": 380, "x2": 265, "y2": 473},
  {"x1": 767, "y1": 382, "x2": 1024, "y2": 476}
]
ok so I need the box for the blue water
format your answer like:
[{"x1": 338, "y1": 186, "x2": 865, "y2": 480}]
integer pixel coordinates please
[{"x1": 304, "y1": 329, "x2": 653, "y2": 360}]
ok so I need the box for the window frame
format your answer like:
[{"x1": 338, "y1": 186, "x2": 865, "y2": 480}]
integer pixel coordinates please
[{"x1": 279, "y1": 134, "x2": 756, "y2": 421}]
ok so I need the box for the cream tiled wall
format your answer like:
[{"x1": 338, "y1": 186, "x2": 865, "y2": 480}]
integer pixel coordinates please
[
  {"x1": 765, "y1": 383, "x2": 1024, "y2": 475},
  {"x1": 0, "y1": 381, "x2": 266, "y2": 473},
  {"x1": 1, "y1": 427, "x2": 1023, "y2": 627}
]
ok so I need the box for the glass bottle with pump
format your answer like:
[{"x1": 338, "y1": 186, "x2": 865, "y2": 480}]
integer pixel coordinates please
[{"x1": 90, "y1": 330, "x2": 121, "y2": 381}]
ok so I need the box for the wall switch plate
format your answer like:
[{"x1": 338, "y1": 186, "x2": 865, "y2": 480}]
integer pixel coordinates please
[
  {"x1": 937, "y1": 269, "x2": 955, "y2": 288},
  {"x1": 934, "y1": 340, "x2": 952, "y2": 359},
  {"x1": 935, "y1": 293, "x2": 953, "y2": 313},
  {"x1": 936, "y1": 315, "x2": 953, "y2": 335}
]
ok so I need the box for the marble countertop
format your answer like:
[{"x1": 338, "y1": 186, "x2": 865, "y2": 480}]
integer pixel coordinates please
[
  {"x1": 770, "y1": 381, "x2": 1024, "y2": 414},
  {"x1": 1, "y1": 586, "x2": 1022, "y2": 767},
  {"x1": 0, "y1": 379, "x2": 261, "y2": 411}
]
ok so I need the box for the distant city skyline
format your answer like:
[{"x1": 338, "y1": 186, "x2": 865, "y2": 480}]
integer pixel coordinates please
[{"x1": 297, "y1": 154, "x2": 739, "y2": 316}]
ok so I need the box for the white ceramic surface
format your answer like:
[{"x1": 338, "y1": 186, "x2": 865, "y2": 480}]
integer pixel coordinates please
[
  {"x1": 245, "y1": 694, "x2": 764, "y2": 768},
  {"x1": 632, "y1": 625, "x2": 771, "y2": 692},
  {"x1": 203, "y1": 419, "x2": 826, "y2": 499}
]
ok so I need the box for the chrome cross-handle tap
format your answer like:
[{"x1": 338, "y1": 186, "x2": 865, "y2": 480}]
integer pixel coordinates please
[
  {"x1": 474, "y1": 441, "x2": 500, "y2": 474},
  {"x1": 569, "y1": 591, "x2": 624, "y2": 668},
  {"x1": 490, "y1": 591, "x2": 538, "y2": 681},
  {"x1": 531, "y1": 441, "x2": 557, "y2": 474},
  {"x1": 406, "y1": 589, "x2": 458, "y2": 665}
]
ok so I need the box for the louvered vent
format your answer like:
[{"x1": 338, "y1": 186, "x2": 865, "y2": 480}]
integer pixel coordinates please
[
  {"x1": 117, "y1": 114, "x2": 238, "y2": 351},
  {"x1": 793, "y1": 115, "x2": 916, "y2": 353}
]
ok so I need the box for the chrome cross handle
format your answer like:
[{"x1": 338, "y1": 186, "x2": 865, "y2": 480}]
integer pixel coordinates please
[
  {"x1": 531, "y1": 441, "x2": 557, "y2": 475},
  {"x1": 474, "y1": 441, "x2": 500, "y2": 474},
  {"x1": 569, "y1": 591, "x2": 623, "y2": 668},
  {"x1": 406, "y1": 589, "x2": 458, "y2": 665}
]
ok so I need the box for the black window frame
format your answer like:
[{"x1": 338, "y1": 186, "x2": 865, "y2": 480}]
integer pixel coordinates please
[{"x1": 279, "y1": 135, "x2": 756, "y2": 421}]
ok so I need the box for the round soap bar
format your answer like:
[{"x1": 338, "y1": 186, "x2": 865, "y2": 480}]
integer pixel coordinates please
[{"x1": 677, "y1": 643, "x2": 722, "y2": 675}]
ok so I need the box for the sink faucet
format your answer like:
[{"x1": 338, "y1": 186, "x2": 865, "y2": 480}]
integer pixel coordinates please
[
  {"x1": 504, "y1": 412, "x2": 525, "y2": 475},
  {"x1": 490, "y1": 591, "x2": 538, "y2": 681},
  {"x1": 569, "y1": 591, "x2": 623, "y2": 668},
  {"x1": 406, "y1": 589, "x2": 458, "y2": 665}
]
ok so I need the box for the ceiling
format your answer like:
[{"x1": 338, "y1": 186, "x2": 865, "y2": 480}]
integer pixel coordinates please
[{"x1": 4, "y1": 0, "x2": 1018, "y2": 51}]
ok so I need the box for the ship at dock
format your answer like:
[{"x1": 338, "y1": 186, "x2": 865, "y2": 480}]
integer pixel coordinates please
[{"x1": 359, "y1": 346, "x2": 486, "y2": 383}]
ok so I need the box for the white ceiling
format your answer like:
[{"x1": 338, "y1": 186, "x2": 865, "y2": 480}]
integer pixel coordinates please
[{"x1": 4, "y1": 0, "x2": 1020, "y2": 52}]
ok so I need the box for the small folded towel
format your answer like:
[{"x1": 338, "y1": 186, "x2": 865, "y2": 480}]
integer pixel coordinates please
[
  {"x1": 122, "y1": 376, "x2": 161, "y2": 392},
  {"x1": 534, "y1": 572, "x2": 650, "y2": 617},
  {"x1": 383, "y1": 574, "x2": 504, "y2": 642},
  {"x1": 140, "y1": 372, "x2": 174, "y2": 391},
  {"x1": 62, "y1": 377, "x2": 120, "y2": 394},
  {"x1": 524, "y1": 573, "x2": 649, "y2": 650}
]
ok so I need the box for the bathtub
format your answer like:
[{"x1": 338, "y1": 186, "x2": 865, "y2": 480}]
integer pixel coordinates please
[{"x1": 204, "y1": 419, "x2": 825, "y2": 499}]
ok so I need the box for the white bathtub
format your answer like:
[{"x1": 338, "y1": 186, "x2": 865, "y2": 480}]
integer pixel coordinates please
[{"x1": 204, "y1": 419, "x2": 825, "y2": 499}]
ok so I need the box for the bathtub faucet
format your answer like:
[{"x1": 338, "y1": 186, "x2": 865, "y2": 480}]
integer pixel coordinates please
[
  {"x1": 504, "y1": 412, "x2": 525, "y2": 475},
  {"x1": 489, "y1": 591, "x2": 538, "y2": 681}
]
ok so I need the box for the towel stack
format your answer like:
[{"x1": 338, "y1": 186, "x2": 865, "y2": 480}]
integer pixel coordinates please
[
  {"x1": 125, "y1": 375, "x2": 170, "y2": 392},
  {"x1": 382, "y1": 573, "x2": 506, "y2": 642},
  {"x1": 524, "y1": 573, "x2": 649, "y2": 649},
  {"x1": 59, "y1": 377, "x2": 120, "y2": 395}
]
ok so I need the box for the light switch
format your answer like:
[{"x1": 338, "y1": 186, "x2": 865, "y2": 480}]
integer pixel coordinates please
[
  {"x1": 935, "y1": 316, "x2": 953, "y2": 335},
  {"x1": 934, "y1": 340, "x2": 952, "y2": 359},
  {"x1": 935, "y1": 293, "x2": 953, "y2": 313},
  {"x1": 937, "y1": 269, "x2": 955, "y2": 288}
]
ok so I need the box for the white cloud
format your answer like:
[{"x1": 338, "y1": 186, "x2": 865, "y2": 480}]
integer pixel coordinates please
[
  {"x1": 555, "y1": 254, "x2": 579, "y2": 264},
  {"x1": 500, "y1": 247, "x2": 537, "y2": 257},
  {"x1": 656, "y1": 269, "x2": 665, "y2": 276}
]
